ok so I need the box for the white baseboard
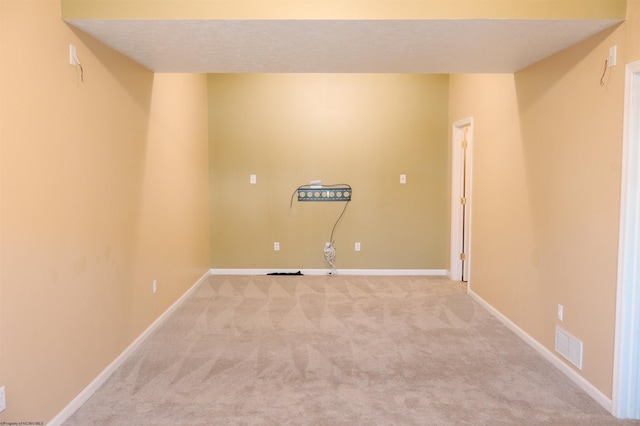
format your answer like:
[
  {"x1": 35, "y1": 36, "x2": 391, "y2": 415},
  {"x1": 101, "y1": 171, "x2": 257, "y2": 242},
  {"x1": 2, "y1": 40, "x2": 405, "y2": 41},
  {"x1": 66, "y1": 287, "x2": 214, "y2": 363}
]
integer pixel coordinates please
[
  {"x1": 210, "y1": 268, "x2": 448, "y2": 276},
  {"x1": 467, "y1": 288, "x2": 612, "y2": 413},
  {"x1": 47, "y1": 270, "x2": 211, "y2": 426}
]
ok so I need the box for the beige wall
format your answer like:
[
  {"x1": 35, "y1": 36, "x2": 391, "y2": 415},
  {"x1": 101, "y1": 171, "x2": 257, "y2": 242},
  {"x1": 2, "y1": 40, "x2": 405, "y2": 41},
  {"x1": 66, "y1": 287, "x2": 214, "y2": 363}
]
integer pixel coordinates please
[
  {"x1": 61, "y1": 0, "x2": 626, "y2": 20},
  {"x1": 627, "y1": 0, "x2": 640, "y2": 59},
  {"x1": 1, "y1": 0, "x2": 636, "y2": 422},
  {"x1": 208, "y1": 74, "x2": 449, "y2": 270},
  {"x1": 129, "y1": 73, "x2": 211, "y2": 336},
  {"x1": 0, "y1": 1, "x2": 210, "y2": 422},
  {"x1": 448, "y1": 4, "x2": 640, "y2": 398},
  {"x1": 0, "y1": 0, "x2": 4, "y2": 421}
]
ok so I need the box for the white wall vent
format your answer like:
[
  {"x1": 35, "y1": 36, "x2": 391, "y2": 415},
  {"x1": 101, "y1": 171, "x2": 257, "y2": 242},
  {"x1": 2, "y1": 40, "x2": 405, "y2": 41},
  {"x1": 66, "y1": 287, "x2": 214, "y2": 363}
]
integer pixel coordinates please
[{"x1": 555, "y1": 326, "x2": 583, "y2": 370}]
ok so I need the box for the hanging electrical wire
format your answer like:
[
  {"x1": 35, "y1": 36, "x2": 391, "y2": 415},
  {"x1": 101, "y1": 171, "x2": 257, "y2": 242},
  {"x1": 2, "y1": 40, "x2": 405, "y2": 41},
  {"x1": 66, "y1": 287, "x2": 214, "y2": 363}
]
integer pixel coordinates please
[
  {"x1": 324, "y1": 198, "x2": 350, "y2": 274},
  {"x1": 290, "y1": 183, "x2": 351, "y2": 275},
  {"x1": 600, "y1": 58, "x2": 609, "y2": 87}
]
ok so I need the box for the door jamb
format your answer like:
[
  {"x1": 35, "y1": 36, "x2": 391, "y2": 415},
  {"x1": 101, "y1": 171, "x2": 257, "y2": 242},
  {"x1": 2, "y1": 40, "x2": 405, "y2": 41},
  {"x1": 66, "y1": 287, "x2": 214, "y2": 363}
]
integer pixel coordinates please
[
  {"x1": 613, "y1": 60, "x2": 640, "y2": 419},
  {"x1": 450, "y1": 117, "x2": 474, "y2": 284}
]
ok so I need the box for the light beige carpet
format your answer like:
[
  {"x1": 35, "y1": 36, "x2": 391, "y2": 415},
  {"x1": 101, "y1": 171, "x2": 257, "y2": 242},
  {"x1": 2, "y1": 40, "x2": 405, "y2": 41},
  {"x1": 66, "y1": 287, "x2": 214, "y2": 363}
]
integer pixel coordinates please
[{"x1": 64, "y1": 275, "x2": 639, "y2": 425}]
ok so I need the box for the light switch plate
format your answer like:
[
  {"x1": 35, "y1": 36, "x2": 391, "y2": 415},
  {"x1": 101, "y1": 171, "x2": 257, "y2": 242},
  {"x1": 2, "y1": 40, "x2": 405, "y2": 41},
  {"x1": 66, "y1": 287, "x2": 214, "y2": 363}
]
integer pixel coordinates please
[
  {"x1": 609, "y1": 45, "x2": 617, "y2": 67},
  {"x1": 69, "y1": 44, "x2": 78, "y2": 66}
]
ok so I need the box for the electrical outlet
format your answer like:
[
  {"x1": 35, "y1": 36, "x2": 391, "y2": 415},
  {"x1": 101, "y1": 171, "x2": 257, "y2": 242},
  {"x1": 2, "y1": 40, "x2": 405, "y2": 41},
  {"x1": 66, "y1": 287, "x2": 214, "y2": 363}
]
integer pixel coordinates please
[
  {"x1": 274, "y1": 242, "x2": 280, "y2": 251},
  {"x1": 400, "y1": 174, "x2": 407, "y2": 184},
  {"x1": 250, "y1": 174, "x2": 256, "y2": 184},
  {"x1": 0, "y1": 385, "x2": 6, "y2": 412},
  {"x1": 355, "y1": 242, "x2": 361, "y2": 251},
  {"x1": 557, "y1": 304, "x2": 563, "y2": 321},
  {"x1": 152, "y1": 280, "x2": 157, "y2": 294}
]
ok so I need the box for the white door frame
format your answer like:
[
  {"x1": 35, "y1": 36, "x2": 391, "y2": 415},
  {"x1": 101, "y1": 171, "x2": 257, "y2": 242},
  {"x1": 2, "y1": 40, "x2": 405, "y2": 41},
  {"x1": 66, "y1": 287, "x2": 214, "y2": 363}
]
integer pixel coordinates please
[
  {"x1": 613, "y1": 60, "x2": 640, "y2": 419},
  {"x1": 450, "y1": 117, "x2": 474, "y2": 283}
]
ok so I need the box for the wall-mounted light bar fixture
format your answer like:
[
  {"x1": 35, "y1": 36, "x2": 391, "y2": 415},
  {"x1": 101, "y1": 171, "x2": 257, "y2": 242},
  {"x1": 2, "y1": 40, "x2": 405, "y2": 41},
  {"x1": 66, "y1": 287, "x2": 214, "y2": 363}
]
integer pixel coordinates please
[{"x1": 297, "y1": 186, "x2": 351, "y2": 202}]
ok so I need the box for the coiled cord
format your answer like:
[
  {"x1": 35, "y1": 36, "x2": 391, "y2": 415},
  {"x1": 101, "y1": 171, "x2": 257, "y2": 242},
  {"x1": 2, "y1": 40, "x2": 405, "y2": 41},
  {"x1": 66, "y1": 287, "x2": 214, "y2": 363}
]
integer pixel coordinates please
[{"x1": 324, "y1": 242, "x2": 337, "y2": 274}]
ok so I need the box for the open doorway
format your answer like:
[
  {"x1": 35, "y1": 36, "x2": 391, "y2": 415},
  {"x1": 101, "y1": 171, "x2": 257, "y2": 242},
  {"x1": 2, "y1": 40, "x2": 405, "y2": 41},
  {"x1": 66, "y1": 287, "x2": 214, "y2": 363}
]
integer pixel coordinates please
[
  {"x1": 450, "y1": 118, "x2": 473, "y2": 283},
  {"x1": 613, "y1": 60, "x2": 640, "y2": 419}
]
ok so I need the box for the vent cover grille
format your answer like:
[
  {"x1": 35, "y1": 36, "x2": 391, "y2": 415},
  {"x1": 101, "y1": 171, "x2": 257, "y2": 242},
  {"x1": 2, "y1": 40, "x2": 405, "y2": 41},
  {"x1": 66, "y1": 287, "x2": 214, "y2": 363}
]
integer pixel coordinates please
[{"x1": 555, "y1": 326, "x2": 583, "y2": 370}]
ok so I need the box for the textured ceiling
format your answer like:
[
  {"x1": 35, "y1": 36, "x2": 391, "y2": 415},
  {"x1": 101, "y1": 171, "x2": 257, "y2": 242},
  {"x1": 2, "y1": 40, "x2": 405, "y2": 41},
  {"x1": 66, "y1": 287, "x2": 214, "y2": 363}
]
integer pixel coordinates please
[{"x1": 65, "y1": 19, "x2": 621, "y2": 73}]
